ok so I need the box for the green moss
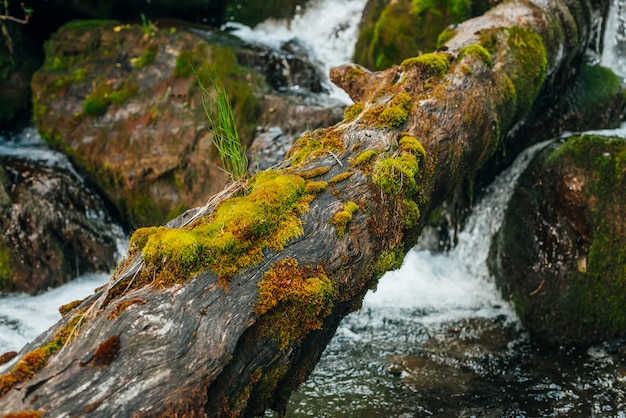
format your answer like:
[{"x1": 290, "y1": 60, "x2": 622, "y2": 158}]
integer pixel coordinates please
[
  {"x1": 130, "y1": 172, "x2": 312, "y2": 286},
  {"x1": 344, "y1": 102, "x2": 364, "y2": 122},
  {"x1": 458, "y1": 44, "x2": 493, "y2": 67},
  {"x1": 372, "y1": 154, "x2": 420, "y2": 196},
  {"x1": 328, "y1": 171, "x2": 354, "y2": 185},
  {"x1": 367, "y1": 0, "x2": 422, "y2": 70},
  {"x1": 480, "y1": 26, "x2": 547, "y2": 121},
  {"x1": 83, "y1": 82, "x2": 138, "y2": 116},
  {"x1": 401, "y1": 198, "x2": 421, "y2": 228},
  {"x1": 344, "y1": 66, "x2": 366, "y2": 82},
  {"x1": 130, "y1": 44, "x2": 158, "y2": 69},
  {"x1": 362, "y1": 92, "x2": 413, "y2": 129},
  {"x1": 569, "y1": 64, "x2": 623, "y2": 114},
  {"x1": 372, "y1": 243, "x2": 404, "y2": 280},
  {"x1": 379, "y1": 106, "x2": 409, "y2": 128},
  {"x1": 286, "y1": 128, "x2": 346, "y2": 167},
  {"x1": 436, "y1": 28, "x2": 457, "y2": 49},
  {"x1": 255, "y1": 257, "x2": 335, "y2": 349},
  {"x1": 399, "y1": 135, "x2": 426, "y2": 160},
  {"x1": 351, "y1": 150, "x2": 378, "y2": 168},
  {"x1": 541, "y1": 135, "x2": 626, "y2": 340},
  {"x1": 331, "y1": 201, "x2": 359, "y2": 238},
  {"x1": 305, "y1": 181, "x2": 328, "y2": 194},
  {"x1": 356, "y1": 0, "x2": 479, "y2": 70},
  {"x1": 296, "y1": 166, "x2": 330, "y2": 179},
  {"x1": 175, "y1": 49, "x2": 195, "y2": 78},
  {"x1": 401, "y1": 52, "x2": 450, "y2": 77}
]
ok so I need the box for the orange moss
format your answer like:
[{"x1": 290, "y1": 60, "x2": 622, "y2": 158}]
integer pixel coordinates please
[
  {"x1": 296, "y1": 166, "x2": 330, "y2": 179},
  {"x1": 80, "y1": 335, "x2": 121, "y2": 367},
  {"x1": 3, "y1": 412, "x2": 43, "y2": 418},
  {"x1": 328, "y1": 171, "x2": 354, "y2": 186},
  {"x1": 0, "y1": 351, "x2": 17, "y2": 366},
  {"x1": 106, "y1": 297, "x2": 148, "y2": 320},
  {"x1": 305, "y1": 181, "x2": 328, "y2": 194},
  {"x1": 58, "y1": 299, "x2": 83, "y2": 317},
  {"x1": 0, "y1": 312, "x2": 85, "y2": 398},
  {"x1": 256, "y1": 258, "x2": 335, "y2": 349}
]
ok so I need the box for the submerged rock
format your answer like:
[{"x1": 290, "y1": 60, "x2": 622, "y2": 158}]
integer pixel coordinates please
[
  {"x1": 32, "y1": 20, "x2": 342, "y2": 227},
  {"x1": 490, "y1": 135, "x2": 626, "y2": 346},
  {"x1": 0, "y1": 154, "x2": 120, "y2": 294}
]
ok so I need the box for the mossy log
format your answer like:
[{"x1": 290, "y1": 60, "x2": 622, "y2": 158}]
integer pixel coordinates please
[{"x1": 0, "y1": 0, "x2": 606, "y2": 416}]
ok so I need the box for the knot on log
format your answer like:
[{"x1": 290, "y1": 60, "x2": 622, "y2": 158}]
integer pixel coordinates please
[{"x1": 330, "y1": 63, "x2": 372, "y2": 102}]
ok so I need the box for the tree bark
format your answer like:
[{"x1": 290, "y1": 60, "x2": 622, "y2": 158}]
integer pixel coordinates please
[{"x1": 0, "y1": 0, "x2": 605, "y2": 416}]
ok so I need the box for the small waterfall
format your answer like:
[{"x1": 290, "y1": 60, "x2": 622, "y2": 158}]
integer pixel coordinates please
[
  {"x1": 0, "y1": 128, "x2": 126, "y2": 353},
  {"x1": 225, "y1": 0, "x2": 368, "y2": 102},
  {"x1": 601, "y1": 0, "x2": 626, "y2": 78}
]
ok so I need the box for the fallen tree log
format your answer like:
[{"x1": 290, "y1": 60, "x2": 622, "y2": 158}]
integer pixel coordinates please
[{"x1": 0, "y1": 0, "x2": 606, "y2": 416}]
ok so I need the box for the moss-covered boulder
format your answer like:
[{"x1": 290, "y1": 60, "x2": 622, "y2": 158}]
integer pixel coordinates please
[
  {"x1": 0, "y1": 20, "x2": 41, "y2": 128},
  {"x1": 0, "y1": 151, "x2": 120, "y2": 294},
  {"x1": 559, "y1": 63, "x2": 626, "y2": 131},
  {"x1": 490, "y1": 135, "x2": 626, "y2": 346},
  {"x1": 353, "y1": 0, "x2": 493, "y2": 71},
  {"x1": 32, "y1": 20, "x2": 341, "y2": 228}
]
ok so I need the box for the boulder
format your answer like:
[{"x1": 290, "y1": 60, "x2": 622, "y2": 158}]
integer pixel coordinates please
[
  {"x1": 0, "y1": 144, "x2": 120, "y2": 294},
  {"x1": 490, "y1": 135, "x2": 626, "y2": 346},
  {"x1": 32, "y1": 20, "x2": 343, "y2": 227},
  {"x1": 353, "y1": 0, "x2": 494, "y2": 71}
]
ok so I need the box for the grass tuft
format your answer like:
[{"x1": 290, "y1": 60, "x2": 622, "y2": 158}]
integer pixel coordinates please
[{"x1": 197, "y1": 72, "x2": 248, "y2": 181}]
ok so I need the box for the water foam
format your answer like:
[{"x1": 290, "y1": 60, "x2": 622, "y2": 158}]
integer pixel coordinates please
[{"x1": 226, "y1": 0, "x2": 368, "y2": 102}]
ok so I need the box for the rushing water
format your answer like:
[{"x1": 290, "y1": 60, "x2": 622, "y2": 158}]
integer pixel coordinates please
[
  {"x1": 601, "y1": 0, "x2": 626, "y2": 78},
  {"x1": 0, "y1": 128, "x2": 124, "y2": 354},
  {"x1": 227, "y1": 0, "x2": 368, "y2": 102},
  {"x1": 2, "y1": 0, "x2": 626, "y2": 416}
]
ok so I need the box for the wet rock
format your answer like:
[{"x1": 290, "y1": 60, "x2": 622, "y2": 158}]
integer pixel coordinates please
[
  {"x1": 235, "y1": 38, "x2": 326, "y2": 93},
  {"x1": 32, "y1": 21, "x2": 343, "y2": 227},
  {"x1": 490, "y1": 135, "x2": 626, "y2": 346},
  {"x1": 0, "y1": 154, "x2": 120, "y2": 295},
  {"x1": 559, "y1": 63, "x2": 626, "y2": 132},
  {"x1": 0, "y1": 20, "x2": 41, "y2": 128},
  {"x1": 388, "y1": 318, "x2": 518, "y2": 416}
]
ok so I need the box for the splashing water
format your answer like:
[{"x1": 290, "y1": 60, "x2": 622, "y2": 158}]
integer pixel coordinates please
[
  {"x1": 226, "y1": 0, "x2": 368, "y2": 102},
  {"x1": 601, "y1": 0, "x2": 626, "y2": 78},
  {"x1": 0, "y1": 128, "x2": 127, "y2": 354},
  {"x1": 360, "y1": 142, "x2": 552, "y2": 326}
]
